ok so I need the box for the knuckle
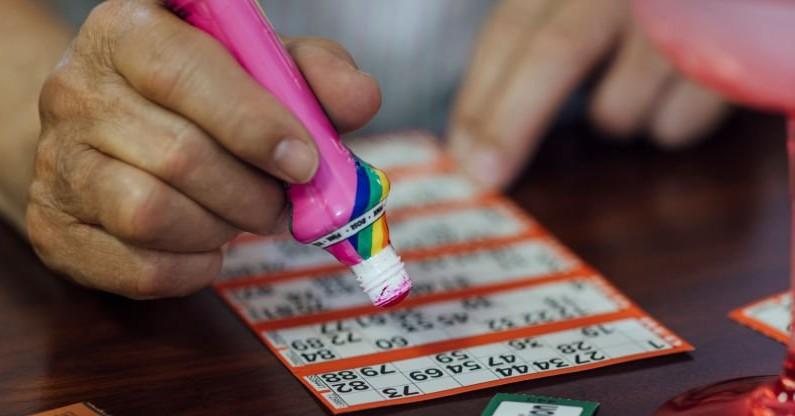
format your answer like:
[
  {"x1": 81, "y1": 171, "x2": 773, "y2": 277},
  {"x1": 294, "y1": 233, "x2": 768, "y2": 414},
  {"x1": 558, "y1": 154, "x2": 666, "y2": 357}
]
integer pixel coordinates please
[
  {"x1": 39, "y1": 70, "x2": 67, "y2": 111},
  {"x1": 32, "y1": 135, "x2": 58, "y2": 182},
  {"x1": 121, "y1": 184, "x2": 172, "y2": 245},
  {"x1": 39, "y1": 68, "x2": 83, "y2": 120},
  {"x1": 137, "y1": 30, "x2": 201, "y2": 103},
  {"x1": 133, "y1": 257, "x2": 174, "y2": 299},
  {"x1": 133, "y1": 252, "x2": 222, "y2": 299},
  {"x1": 224, "y1": 104, "x2": 282, "y2": 160},
  {"x1": 143, "y1": 57, "x2": 190, "y2": 104},
  {"x1": 39, "y1": 63, "x2": 113, "y2": 124},
  {"x1": 156, "y1": 122, "x2": 207, "y2": 184},
  {"x1": 241, "y1": 187, "x2": 285, "y2": 233},
  {"x1": 58, "y1": 147, "x2": 104, "y2": 210}
]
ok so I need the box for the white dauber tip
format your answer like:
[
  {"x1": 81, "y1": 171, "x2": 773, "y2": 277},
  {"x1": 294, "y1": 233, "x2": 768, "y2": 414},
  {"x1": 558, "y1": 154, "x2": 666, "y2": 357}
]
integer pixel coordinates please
[{"x1": 351, "y1": 245, "x2": 412, "y2": 307}]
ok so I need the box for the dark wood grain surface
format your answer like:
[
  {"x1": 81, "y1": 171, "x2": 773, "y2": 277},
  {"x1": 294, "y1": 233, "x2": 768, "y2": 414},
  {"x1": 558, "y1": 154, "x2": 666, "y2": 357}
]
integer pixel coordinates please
[{"x1": 1, "y1": 111, "x2": 790, "y2": 416}]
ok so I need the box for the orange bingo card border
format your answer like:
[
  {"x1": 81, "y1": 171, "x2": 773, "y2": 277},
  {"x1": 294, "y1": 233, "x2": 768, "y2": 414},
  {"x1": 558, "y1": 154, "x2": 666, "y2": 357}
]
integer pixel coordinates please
[
  {"x1": 302, "y1": 315, "x2": 692, "y2": 414},
  {"x1": 218, "y1": 196, "x2": 543, "y2": 288},
  {"x1": 730, "y1": 292, "x2": 789, "y2": 344}
]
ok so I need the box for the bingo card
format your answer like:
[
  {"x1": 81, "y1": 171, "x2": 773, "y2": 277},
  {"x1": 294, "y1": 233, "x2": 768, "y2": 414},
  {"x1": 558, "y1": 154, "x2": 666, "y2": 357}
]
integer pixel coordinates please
[
  {"x1": 731, "y1": 291, "x2": 790, "y2": 343},
  {"x1": 214, "y1": 131, "x2": 693, "y2": 413}
]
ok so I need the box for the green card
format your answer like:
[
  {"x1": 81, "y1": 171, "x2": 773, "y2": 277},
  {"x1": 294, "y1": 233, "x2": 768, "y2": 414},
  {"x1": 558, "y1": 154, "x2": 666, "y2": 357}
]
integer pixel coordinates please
[{"x1": 481, "y1": 393, "x2": 599, "y2": 416}]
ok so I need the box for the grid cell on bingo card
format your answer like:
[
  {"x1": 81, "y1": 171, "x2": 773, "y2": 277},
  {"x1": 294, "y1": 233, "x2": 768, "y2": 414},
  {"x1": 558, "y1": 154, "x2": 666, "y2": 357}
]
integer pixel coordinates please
[
  {"x1": 331, "y1": 389, "x2": 383, "y2": 407},
  {"x1": 377, "y1": 384, "x2": 424, "y2": 401},
  {"x1": 356, "y1": 364, "x2": 411, "y2": 389},
  {"x1": 317, "y1": 370, "x2": 370, "y2": 390},
  {"x1": 402, "y1": 329, "x2": 450, "y2": 345},
  {"x1": 467, "y1": 347, "x2": 531, "y2": 379},
  {"x1": 506, "y1": 339, "x2": 574, "y2": 371},
  {"x1": 393, "y1": 356, "x2": 445, "y2": 373},
  {"x1": 366, "y1": 332, "x2": 415, "y2": 353},
  {"x1": 599, "y1": 342, "x2": 647, "y2": 358},
  {"x1": 610, "y1": 320, "x2": 674, "y2": 352},
  {"x1": 320, "y1": 391, "x2": 347, "y2": 410},
  {"x1": 552, "y1": 341, "x2": 609, "y2": 367},
  {"x1": 281, "y1": 348, "x2": 337, "y2": 366},
  {"x1": 468, "y1": 342, "x2": 515, "y2": 359},
  {"x1": 413, "y1": 376, "x2": 462, "y2": 394},
  {"x1": 429, "y1": 350, "x2": 498, "y2": 385},
  {"x1": 402, "y1": 365, "x2": 460, "y2": 390},
  {"x1": 576, "y1": 324, "x2": 632, "y2": 348},
  {"x1": 277, "y1": 339, "x2": 357, "y2": 365},
  {"x1": 451, "y1": 366, "x2": 499, "y2": 386},
  {"x1": 327, "y1": 336, "x2": 377, "y2": 358}
]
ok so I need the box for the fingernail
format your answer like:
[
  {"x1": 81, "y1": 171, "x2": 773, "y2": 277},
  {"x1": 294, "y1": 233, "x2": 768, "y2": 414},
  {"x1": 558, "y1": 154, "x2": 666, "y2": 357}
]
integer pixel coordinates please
[
  {"x1": 465, "y1": 147, "x2": 510, "y2": 190},
  {"x1": 273, "y1": 137, "x2": 318, "y2": 183},
  {"x1": 448, "y1": 127, "x2": 510, "y2": 190},
  {"x1": 312, "y1": 44, "x2": 359, "y2": 71}
]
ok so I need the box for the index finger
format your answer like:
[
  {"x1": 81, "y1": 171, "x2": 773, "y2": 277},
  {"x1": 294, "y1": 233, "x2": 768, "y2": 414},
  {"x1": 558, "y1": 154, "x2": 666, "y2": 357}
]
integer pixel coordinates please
[
  {"x1": 490, "y1": 0, "x2": 625, "y2": 142},
  {"x1": 450, "y1": 0, "x2": 557, "y2": 133},
  {"x1": 453, "y1": 0, "x2": 627, "y2": 188}
]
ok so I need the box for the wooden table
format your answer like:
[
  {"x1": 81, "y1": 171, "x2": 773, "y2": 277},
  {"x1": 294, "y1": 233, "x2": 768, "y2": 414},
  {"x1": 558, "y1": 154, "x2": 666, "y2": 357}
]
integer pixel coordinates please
[{"x1": 1, "y1": 111, "x2": 790, "y2": 416}]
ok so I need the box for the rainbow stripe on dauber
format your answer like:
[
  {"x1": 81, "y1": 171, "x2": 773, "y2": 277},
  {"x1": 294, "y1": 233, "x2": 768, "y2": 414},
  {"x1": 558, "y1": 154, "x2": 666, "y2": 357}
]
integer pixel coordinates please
[{"x1": 348, "y1": 157, "x2": 391, "y2": 259}]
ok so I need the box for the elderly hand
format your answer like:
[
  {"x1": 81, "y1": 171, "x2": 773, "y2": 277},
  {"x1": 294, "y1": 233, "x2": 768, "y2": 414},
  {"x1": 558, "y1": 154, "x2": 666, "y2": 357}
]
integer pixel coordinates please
[
  {"x1": 27, "y1": 0, "x2": 380, "y2": 298},
  {"x1": 448, "y1": 0, "x2": 729, "y2": 189}
]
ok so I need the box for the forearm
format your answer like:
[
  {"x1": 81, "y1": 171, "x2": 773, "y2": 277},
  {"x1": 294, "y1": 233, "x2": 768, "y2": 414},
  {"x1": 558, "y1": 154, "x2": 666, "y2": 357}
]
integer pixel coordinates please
[{"x1": 0, "y1": 0, "x2": 71, "y2": 234}]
